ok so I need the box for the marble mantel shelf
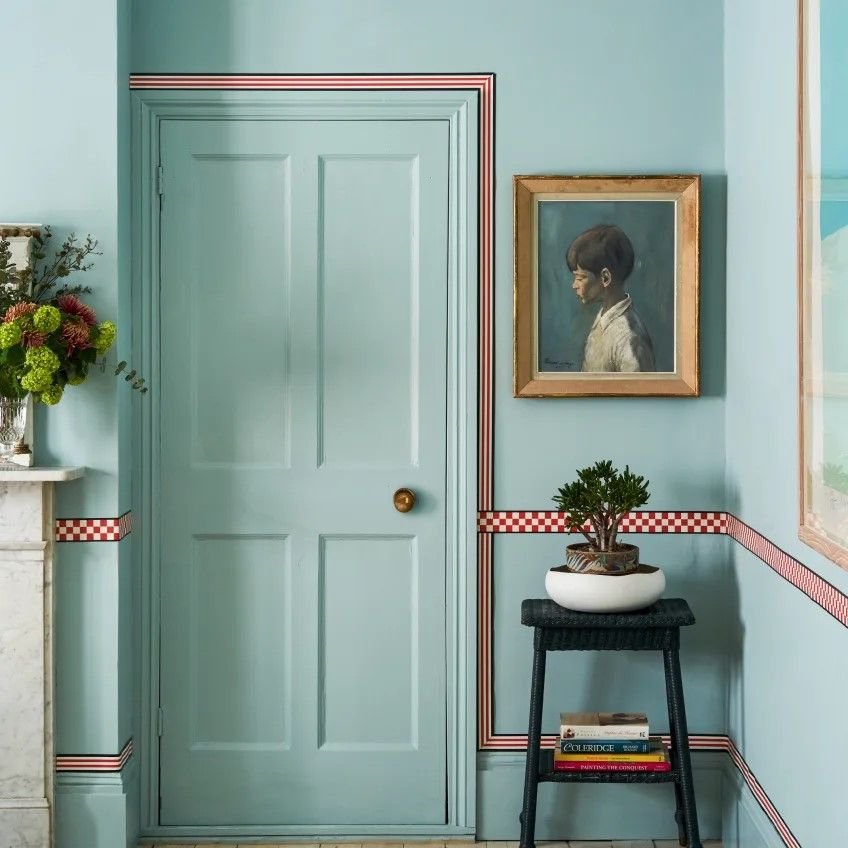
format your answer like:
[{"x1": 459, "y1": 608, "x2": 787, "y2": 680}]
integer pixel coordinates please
[{"x1": 0, "y1": 466, "x2": 84, "y2": 482}]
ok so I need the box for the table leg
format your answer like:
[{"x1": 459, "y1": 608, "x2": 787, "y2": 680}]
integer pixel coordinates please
[
  {"x1": 663, "y1": 647, "x2": 702, "y2": 848},
  {"x1": 519, "y1": 641, "x2": 546, "y2": 848}
]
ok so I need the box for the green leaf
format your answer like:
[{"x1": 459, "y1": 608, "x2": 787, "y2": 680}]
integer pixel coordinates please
[{"x1": 552, "y1": 459, "x2": 650, "y2": 550}]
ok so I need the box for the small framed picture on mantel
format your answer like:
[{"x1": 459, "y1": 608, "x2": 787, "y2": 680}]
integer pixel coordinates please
[{"x1": 513, "y1": 175, "x2": 700, "y2": 398}]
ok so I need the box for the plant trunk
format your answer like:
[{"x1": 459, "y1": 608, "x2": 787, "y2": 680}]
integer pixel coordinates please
[
  {"x1": 608, "y1": 515, "x2": 622, "y2": 550},
  {"x1": 595, "y1": 513, "x2": 607, "y2": 551}
]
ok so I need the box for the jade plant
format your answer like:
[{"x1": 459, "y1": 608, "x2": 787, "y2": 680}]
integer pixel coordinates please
[{"x1": 552, "y1": 460, "x2": 650, "y2": 551}]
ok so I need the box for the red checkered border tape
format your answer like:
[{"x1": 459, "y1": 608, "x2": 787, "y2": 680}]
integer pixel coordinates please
[
  {"x1": 55, "y1": 512, "x2": 133, "y2": 543},
  {"x1": 477, "y1": 510, "x2": 726, "y2": 534},
  {"x1": 478, "y1": 510, "x2": 848, "y2": 629}
]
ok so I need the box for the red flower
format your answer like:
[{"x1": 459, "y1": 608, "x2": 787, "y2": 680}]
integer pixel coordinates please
[
  {"x1": 22, "y1": 330, "x2": 47, "y2": 348},
  {"x1": 61, "y1": 319, "x2": 91, "y2": 356},
  {"x1": 56, "y1": 294, "x2": 97, "y2": 326},
  {"x1": 3, "y1": 302, "x2": 36, "y2": 323}
]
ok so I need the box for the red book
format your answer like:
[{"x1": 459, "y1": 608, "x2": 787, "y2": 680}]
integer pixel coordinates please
[{"x1": 553, "y1": 759, "x2": 672, "y2": 773}]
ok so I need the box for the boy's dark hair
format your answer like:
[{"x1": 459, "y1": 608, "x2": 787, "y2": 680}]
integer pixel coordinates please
[{"x1": 566, "y1": 224, "x2": 635, "y2": 283}]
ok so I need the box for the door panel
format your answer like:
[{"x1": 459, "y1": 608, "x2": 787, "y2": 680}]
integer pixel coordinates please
[
  {"x1": 319, "y1": 156, "x2": 419, "y2": 467},
  {"x1": 158, "y1": 118, "x2": 449, "y2": 826},
  {"x1": 318, "y1": 535, "x2": 417, "y2": 749},
  {"x1": 190, "y1": 535, "x2": 292, "y2": 749}
]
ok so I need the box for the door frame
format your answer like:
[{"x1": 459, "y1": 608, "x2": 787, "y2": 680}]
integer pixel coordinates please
[{"x1": 131, "y1": 79, "x2": 488, "y2": 840}]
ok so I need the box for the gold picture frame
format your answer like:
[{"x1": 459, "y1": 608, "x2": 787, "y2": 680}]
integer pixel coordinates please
[
  {"x1": 513, "y1": 175, "x2": 700, "y2": 397},
  {"x1": 797, "y1": 0, "x2": 848, "y2": 570}
]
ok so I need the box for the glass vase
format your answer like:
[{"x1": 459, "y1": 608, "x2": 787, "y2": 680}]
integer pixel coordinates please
[{"x1": 0, "y1": 396, "x2": 29, "y2": 465}]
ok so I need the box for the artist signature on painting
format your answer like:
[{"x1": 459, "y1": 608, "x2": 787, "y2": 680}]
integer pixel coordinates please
[{"x1": 543, "y1": 357, "x2": 577, "y2": 370}]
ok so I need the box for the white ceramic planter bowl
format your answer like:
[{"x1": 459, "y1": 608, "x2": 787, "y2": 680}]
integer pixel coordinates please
[{"x1": 544, "y1": 565, "x2": 666, "y2": 613}]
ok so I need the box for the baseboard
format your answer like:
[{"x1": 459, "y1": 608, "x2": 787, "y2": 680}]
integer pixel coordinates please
[
  {"x1": 141, "y1": 825, "x2": 476, "y2": 840},
  {"x1": 721, "y1": 756, "x2": 787, "y2": 848},
  {"x1": 55, "y1": 753, "x2": 139, "y2": 848}
]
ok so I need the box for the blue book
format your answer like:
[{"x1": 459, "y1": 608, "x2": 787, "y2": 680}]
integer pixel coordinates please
[{"x1": 558, "y1": 736, "x2": 655, "y2": 754}]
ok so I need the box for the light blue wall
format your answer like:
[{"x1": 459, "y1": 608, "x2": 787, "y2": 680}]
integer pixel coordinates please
[
  {"x1": 133, "y1": 0, "x2": 726, "y2": 841},
  {"x1": 1, "y1": 5, "x2": 137, "y2": 848},
  {"x1": 725, "y1": 1, "x2": 848, "y2": 847},
  {"x1": 1, "y1": 4, "x2": 124, "y2": 517}
]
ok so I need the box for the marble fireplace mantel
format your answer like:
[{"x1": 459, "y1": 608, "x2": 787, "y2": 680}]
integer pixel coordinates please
[{"x1": 0, "y1": 467, "x2": 84, "y2": 848}]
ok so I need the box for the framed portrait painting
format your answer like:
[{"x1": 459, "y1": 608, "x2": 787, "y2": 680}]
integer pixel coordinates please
[
  {"x1": 798, "y1": 0, "x2": 848, "y2": 569},
  {"x1": 513, "y1": 175, "x2": 700, "y2": 397}
]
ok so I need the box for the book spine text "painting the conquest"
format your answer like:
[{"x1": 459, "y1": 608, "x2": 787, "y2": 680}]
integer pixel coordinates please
[{"x1": 553, "y1": 760, "x2": 671, "y2": 773}]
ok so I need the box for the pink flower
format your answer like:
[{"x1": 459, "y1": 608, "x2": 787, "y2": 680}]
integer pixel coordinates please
[
  {"x1": 21, "y1": 330, "x2": 47, "y2": 348},
  {"x1": 56, "y1": 294, "x2": 97, "y2": 326},
  {"x1": 3, "y1": 302, "x2": 36, "y2": 323}
]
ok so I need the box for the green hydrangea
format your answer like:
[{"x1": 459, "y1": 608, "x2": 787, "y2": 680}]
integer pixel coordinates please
[
  {"x1": 25, "y1": 346, "x2": 60, "y2": 373},
  {"x1": 93, "y1": 320, "x2": 117, "y2": 353},
  {"x1": 20, "y1": 368, "x2": 53, "y2": 393},
  {"x1": 0, "y1": 321, "x2": 22, "y2": 349},
  {"x1": 39, "y1": 384, "x2": 64, "y2": 406},
  {"x1": 32, "y1": 305, "x2": 61, "y2": 334},
  {"x1": 67, "y1": 371, "x2": 87, "y2": 386}
]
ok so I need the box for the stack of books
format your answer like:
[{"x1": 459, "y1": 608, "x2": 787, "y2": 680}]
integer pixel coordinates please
[{"x1": 554, "y1": 712, "x2": 671, "y2": 773}]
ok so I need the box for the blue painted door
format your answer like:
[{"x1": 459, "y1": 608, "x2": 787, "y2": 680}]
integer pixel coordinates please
[{"x1": 158, "y1": 118, "x2": 449, "y2": 826}]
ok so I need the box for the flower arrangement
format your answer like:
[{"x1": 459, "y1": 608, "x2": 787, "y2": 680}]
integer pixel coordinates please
[{"x1": 0, "y1": 228, "x2": 145, "y2": 404}]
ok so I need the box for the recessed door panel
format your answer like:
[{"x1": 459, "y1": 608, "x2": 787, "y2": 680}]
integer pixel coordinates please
[
  {"x1": 189, "y1": 536, "x2": 291, "y2": 749},
  {"x1": 318, "y1": 535, "x2": 417, "y2": 749},
  {"x1": 189, "y1": 155, "x2": 291, "y2": 468},
  {"x1": 319, "y1": 156, "x2": 418, "y2": 467}
]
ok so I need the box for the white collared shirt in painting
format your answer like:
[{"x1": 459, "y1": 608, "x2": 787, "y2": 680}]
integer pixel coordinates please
[{"x1": 581, "y1": 295, "x2": 656, "y2": 372}]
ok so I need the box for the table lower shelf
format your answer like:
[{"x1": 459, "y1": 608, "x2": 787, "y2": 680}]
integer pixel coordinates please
[{"x1": 537, "y1": 749, "x2": 679, "y2": 783}]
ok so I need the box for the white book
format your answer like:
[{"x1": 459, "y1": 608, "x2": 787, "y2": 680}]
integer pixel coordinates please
[{"x1": 559, "y1": 711, "x2": 650, "y2": 740}]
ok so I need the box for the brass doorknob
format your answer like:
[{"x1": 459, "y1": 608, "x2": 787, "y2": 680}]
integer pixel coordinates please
[{"x1": 393, "y1": 488, "x2": 416, "y2": 513}]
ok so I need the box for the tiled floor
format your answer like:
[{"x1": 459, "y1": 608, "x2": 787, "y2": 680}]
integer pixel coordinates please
[{"x1": 147, "y1": 840, "x2": 724, "y2": 847}]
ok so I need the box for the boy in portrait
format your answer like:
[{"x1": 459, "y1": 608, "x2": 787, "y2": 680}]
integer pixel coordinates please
[{"x1": 566, "y1": 224, "x2": 656, "y2": 372}]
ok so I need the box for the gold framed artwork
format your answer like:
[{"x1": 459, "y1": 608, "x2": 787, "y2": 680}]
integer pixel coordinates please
[
  {"x1": 798, "y1": 0, "x2": 848, "y2": 570},
  {"x1": 513, "y1": 175, "x2": 700, "y2": 397}
]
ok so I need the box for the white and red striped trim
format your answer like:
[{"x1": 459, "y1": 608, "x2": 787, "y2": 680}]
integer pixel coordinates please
[
  {"x1": 725, "y1": 736, "x2": 802, "y2": 848},
  {"x1": 128, "y1": 72, "x2": 497, "y2": 514},
  {"x1": 129, "y1": 66, "x2": 502, "y2": 759},
  {"x1": 727, "y1": 514, "x2": 848, "y2": 628},
  {"x1": 55, "y1": 738, "x2": 133, "y2": 773},
  {"x1": 55, "y1": 511, "x2": 133, "y2": 542},
  {"x1": 130, "y1": 73, "x2": 495, "y2": 90},
  {"x1": 482, "y1": 732, "x2": 728, "y2": 751},
  {"x1": 476, "y1": 75, "x2": 494, "y2": 514},
  {"x1": 477, "y1": 534, "x2": 493, "y2": 748}
]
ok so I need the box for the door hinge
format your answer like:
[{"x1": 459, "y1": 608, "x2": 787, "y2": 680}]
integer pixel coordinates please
[
  {"x1": 156, "y1": 164, "x2": 164, "y2": 197},
  {"x1": 157, "y1": 706, "x2": 164, "y2": 737}
]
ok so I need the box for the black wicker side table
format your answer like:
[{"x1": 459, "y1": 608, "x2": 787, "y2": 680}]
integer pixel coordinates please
[{"x1": 518, "y1": 598, "x2": 701, "y2": 848}]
